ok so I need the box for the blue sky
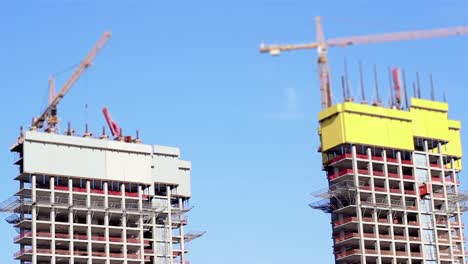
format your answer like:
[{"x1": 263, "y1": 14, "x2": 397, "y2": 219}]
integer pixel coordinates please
[{"x1": 0, "y1": 1, "x2": 467, "y2": 263}]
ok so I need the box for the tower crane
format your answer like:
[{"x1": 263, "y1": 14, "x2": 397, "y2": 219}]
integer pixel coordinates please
[
  {"x1": 32, "y1": 31, "x2": 112, "y2": 131},
  {"x1": 259, "y1": 16, "x2": 468, "y2": 109}
]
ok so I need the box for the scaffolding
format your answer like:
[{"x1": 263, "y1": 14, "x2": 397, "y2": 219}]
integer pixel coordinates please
[
  {"x1": 309, "y1": 180, "x2": 358, "y2": 213},
  {"x1": 436, "y1": 190, "x2": 468, "y2": 214}
]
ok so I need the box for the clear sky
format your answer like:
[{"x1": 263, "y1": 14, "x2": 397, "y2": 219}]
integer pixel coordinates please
[{"x1": 0, "y1": 1, "x2": 467, "y2": 263}]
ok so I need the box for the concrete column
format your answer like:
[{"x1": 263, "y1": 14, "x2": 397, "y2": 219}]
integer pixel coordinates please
[
  {"x1": 179, "y1": 198, "x2": 186, "y2": 264},
  {"x1": 351, "y1": 146, "x2": 366, "y2": 264},
  {"x1": 31, "y1": 174, "x2": 37, "y2": 264},
  {"x1": 138, "y1": 185, "x2": 143, "y2": 211},
  {"x1": 138, "y1": 185, "x2": 145, "y2": 264},
  {"x1": 86, "y1": 180, "x2": 93, "y2": 264},
  {"x1": 32, "y1": 174, "x2": 37, "y2": 202},
  {"x1": 86, "y1": 180, "x2": 91, "y2": 207},
  {"x1": 104, "y1": 182, "x2": 110, "y2": 264},
  {"x1": 450, "y1": 158, "x2": 466, "y2": 261},
  {"x1": 122, "y1": 183, "x2": 127, "y2": 264},
  {"x1": 152, "y1": 213, "x2": 157, "y2": 264},
  {"x1": 397, "y1": 151, "x2": 411, "y2": 260},
  {"x1": 383, "y1": 150, "x2": 396, "y2": 263},
  {"x1": 437, "y1": 143, "x2": 455, "y2": 259},
  {"x1": 366, "y1": 148, "x2": 381, "y2": 263},
  {"x1": 87, "y1": 210, "x2": 93, "y2": 264},
  {"x1": 122, "y1": 213, "x2": 128, "y2": 263},
  {"x1": 50, "y1": 176, "x2": 56, "y2": 264},
  {"x1": 139, "y1": 213, "x2": 145, "y2": 264},
  {"x1": 68, "y1": 178, "x2": 73, "y2": 205},
  {"x1": 68, "y1": 178, "x2": 74, "y2": 264},
  {"x1": 166, "y1": 186, "x2": 174, "y2": 264},
  {"x1": 424, "y1": 140, "x2": 441, "y2": 261}
]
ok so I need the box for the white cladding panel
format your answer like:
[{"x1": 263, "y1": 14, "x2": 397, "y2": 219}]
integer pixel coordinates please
[
  {"x1": 22, "y1": 131, "x2": 191, "y2": 196},
  {"x1": 151, "y1": 154, "x2": 192, "y2": 197},
  {"x1": 23, "y1": 131, "x2": 153, "y2": 183},
  {"x1": 24, "y1": 140, "x2": 107, "y2": 179},
  {"x1": 105, "y1": 151, "x2": 152, "y2": 183},
  {"x1": 175, "y1": 168, "x2": 191, "y2": 197},
  {"x1": 152, "y1": 155, "x2": 180, "y2": 185}
]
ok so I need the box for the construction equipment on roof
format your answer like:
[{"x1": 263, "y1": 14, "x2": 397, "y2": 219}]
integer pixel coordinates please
[
  {"x1": 102, "y1": 107, "x2": 121, "y2": 138},
  {"x1": 259, "y1": 16, "x2": 468, "y2": 109},
  {"x1": 32, "y1": 31, "x2": 112, "y2": 131}
]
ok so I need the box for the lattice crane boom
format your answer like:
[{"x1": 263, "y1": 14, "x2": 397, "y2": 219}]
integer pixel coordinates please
[
  {"x1": 260, "y1": 17, "x2": 468, "y2": 109},
  {"x1": 33, "y1": 31, "x2": 112, "y2": 129}
]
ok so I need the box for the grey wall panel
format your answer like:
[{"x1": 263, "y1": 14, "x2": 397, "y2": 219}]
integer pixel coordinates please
[
  {"x1": 23, "y1": 131, "x2": 152, "y2": 183},
  {"x1": 22, "y1": 131, "x2": 191, "y2": 191},
  {"x1": 24, "y1": 140, "x2": 107, "y2": 179},
  {"x1": 105, "y1": 150, "x2": 152, "y2": 183},
  {"x1": 152, "y1": 155, "x2": 180, "y2": 184},
  {"x1": 151, "y1": 155, "x2": 192, "y2": 197}
]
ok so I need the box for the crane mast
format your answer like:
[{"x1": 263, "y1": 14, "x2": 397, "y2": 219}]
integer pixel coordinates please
[
  {"x1": 315, "y1": 16, "x2": 332, "y2": 109},
  {"x1": 33, "y1": 31, "x2": 112, "y2": 130},
  {"x1": 259, "y1": 17, "x2": 468, "y2": 109}
]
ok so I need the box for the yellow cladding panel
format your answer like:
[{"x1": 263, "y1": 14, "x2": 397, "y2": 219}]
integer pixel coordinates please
[
  {"x1": 341, "y1": 111, "x2": 414, "y2": 150},
  {"x1": 319, "y1": 99, "x2": 461, "y2": 155},
  {"x1": 319, "y1": 112, "x2": 345, "y2": 151},
  {"x1": 442, "y1": 120, "x2": 463, "y2": 158},
  {"x1": 410, "y1": 98, "x2": 449, "y2": 141},
  {"x1": 411, "y1": 98, "x2": 448, "y2": 112},
  {"x1": 319, "y1": 102, "x2": 414, "y2": 151}
]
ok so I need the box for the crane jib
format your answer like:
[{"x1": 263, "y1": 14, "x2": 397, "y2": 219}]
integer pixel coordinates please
[{"x1": 31, "y1": 32, "x2": 111, "y2": 129}]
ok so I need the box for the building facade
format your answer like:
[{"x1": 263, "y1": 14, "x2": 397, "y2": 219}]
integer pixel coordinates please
[
  {"x1": 2, "y1": 130, "x2": 202, "y2": 264},
  {"x1": 311, "y1": 98, "x2": 466, "y2": 263}
]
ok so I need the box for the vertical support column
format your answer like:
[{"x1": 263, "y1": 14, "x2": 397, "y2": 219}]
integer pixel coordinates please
[
  {"x1": 424, "y1": 140, "x2": 440, "y2": 261},
  {"x1": 150, "y1": 182, "x2": 158, "y2": 264},
  {"x1": 138, "y1": 185, "x2": 145, "y2": 264},
  {"x1": 31, "y1": 174, "x2": 37, "y2": 264},
  {"x1": 397, "y1": 152, "x2": 411, "y2": 261},
  {"x1": 166, "y1": 186, "x2": 174, "y2": 264},
  {"x1": 152, "y1": 212, "x2": 157, "y2": 264},
  {"x1": 178, "y1": 198, "x2": 186, "y2": 264},
  {"x1": 104, "y1": 182, "x2": 110, "y2": 264},
  {"x1": 121, "y1": 183, "x2": 128, "y2": 264},
  {"x1": 351, "y1": 146, "x2": 366, "y2": 264},
  {"x1": 68, "y1": 178, "x2": 74, "y2": 264},
  {"x1": 367, "y1": 147, "x2": 381, "y2": 263},
  {"x1": 50, "y1": 176, "x2": 56, "y2": 264},
  {"x1": 451, "y1": 158, "x2": 466, "y2": 260},
  {"x1": 436, "y1": 142, "x2": 453, "y2": 260},
  {"x1": 86, "y1": 180, "x2": 93, "y2": 264},
  {"x1": 383, "y1": 150, "x2": 396, "y2": 264}
]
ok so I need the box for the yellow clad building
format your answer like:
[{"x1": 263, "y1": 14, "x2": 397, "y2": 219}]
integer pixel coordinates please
[{"x1": 311, "y1": 98, "x2": 465, "y2": 264}]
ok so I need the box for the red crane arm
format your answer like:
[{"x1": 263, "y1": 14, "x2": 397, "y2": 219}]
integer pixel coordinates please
[{"x1": 102, "y1": 107, "x2": 121, "y2": 137}]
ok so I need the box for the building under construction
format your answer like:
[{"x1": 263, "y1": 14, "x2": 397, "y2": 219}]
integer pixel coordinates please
[
  {"x1": 3, "y1": 130, "x2": 202, "y2": 264},
  {"x1": 311, "y1": 98, "x2": 466, "y2": 263},
  {"x1": 0, "y1": 32, "x2": 203, "y2": 264},
  {"x1": 260, "y1": 16, "x2": 468, "y2": 264}
]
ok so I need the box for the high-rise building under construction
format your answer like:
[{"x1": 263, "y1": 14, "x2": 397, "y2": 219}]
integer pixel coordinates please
[
  {"x1": 0, "y1": 30, "x2": 203, "y2": 264},
  {"x1": 1, "y1": 129, "x2": 203, "y2": 264},
  {"x1": 311, "y1": 98, "x2": 466, "y2": 263}
]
